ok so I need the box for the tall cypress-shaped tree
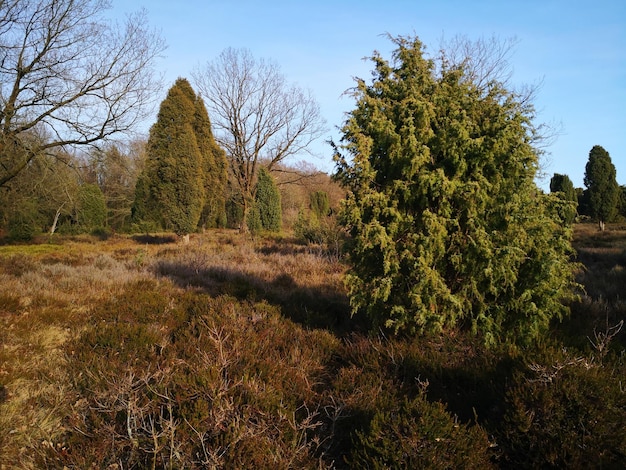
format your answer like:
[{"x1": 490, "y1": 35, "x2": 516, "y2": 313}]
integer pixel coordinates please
[
  {"x1": 134, "y1": 79, "x2": 205, "y2": 235},
  {"x1": 190, "y1": 88, "x2": 228, "y2": 228},
  {"x1": 334, "y1": 36, "x2": 578, "y2": 347},
  {"x1": 584, "y1": 145, "x2": 619, "y2": 231},
  {"x1": 310, "y1": 191, "x2": 330, "y2": 219},
  {"x1": 254, "y1": 167, "x2": 282, "y2": 232}
]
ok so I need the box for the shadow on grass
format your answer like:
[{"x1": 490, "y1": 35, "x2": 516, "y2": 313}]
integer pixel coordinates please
[
  {"x1": 132, "y1": 234, "x2": 178, "y2": 245},
  {"x1": 153, "y1": 260, "x2": 360, "y2": 335}
]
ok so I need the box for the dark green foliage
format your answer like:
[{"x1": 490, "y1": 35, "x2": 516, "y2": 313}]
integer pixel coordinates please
[
  {"x1": 133, "y1": 78, "x2": 226, "y2": 235},
  {"x1": 226, "y1": 201, "x2": 243, "y2": 229},
  {"x1": 584, "y1": 145, "x2": 620, "y2": 230},
  {"x1": 6, "y1": 199, "x2": 39, "y2": 241},
  {"x1": 130, "y1": 171, "x2": 151, "y2": 226},
  {"x1": 549, "y1": 173, "x2": 577, "y2": 224},
  {"x1": 334, "y1": 35, "x2": 579, "y2": 347},
  {"x1": 254, "y1": 167, "x2": 282, "y2": 232},
  {"x1": 577, "y1": 187, "x2": 591, "y2": 218},
  {"x1": 191, "y1": 88, "x2": 228, "y2": 229},
  {"x1": 246, "y1": 201, "x2": 263, "y2": 234},
  {"x1": 76, "y1": 184, "x2": 107, "y2": 231},
  {"x1": 501, "y1": 346, "x2": 626, "y2": 468},
  {"x1": 351, "y1": 394, "x2": 495, "y2": 469},
  {"x1": 550, "y1": 173, "x2": 576, "y2": 201},
  {"x1": 310, "y1": 190, "x2": 330, "y2": 218}
]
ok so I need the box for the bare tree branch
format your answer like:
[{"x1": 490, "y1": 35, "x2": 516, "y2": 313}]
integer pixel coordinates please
[
  {"x1": 192, "y1": 48, "x2": 326, "y2": 228},
  {"x1": 0, "y1": 0, "x2": 165, "y2": 187}
]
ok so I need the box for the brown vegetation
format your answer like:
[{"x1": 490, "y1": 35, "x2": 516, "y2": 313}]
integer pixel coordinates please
[{"x1": 0, "y1": 224, "x2": 624, "y2": 468}]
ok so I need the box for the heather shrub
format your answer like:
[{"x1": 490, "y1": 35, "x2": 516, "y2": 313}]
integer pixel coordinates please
[
  {"x1": 5, "y1": 227, "x2": 625, "y2": 468},
  {"x1": 350, "y1": 393, "x2": 495, "y2": 469},
  {"x1": 500, "y1": 346, "x2": 626, "y2": 468}
]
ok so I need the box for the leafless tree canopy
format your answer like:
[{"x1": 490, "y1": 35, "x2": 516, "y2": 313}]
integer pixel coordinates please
[
  {"x1": 192, "y1": 48, "x2": 326, "y2": 211},
  {"x1": 0, "y1": 0, "x2": 165, "y2": 188},
  {"x1": 435, "y1": 34, "x2": 556, "y2": 168}
]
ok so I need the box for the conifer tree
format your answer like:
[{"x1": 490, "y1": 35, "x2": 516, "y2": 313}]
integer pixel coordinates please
[
  {"x1": 76, "y1": 183, "x2": 107, "y2": 231},
  {"x1": 584, "y1": 145, "x2": 619, "y2": 231},
  {"x1": 133, "y1": 79, "x2": 205, "y2": 236},
  {"x1": 254, "y1": 167, "x2": 282, "y2": 232},
  {"x1": 310, "y1": 191, "x2": 330, "y2": 219},
  {"x1": 189, "y1": 86, "x2": 228, "y2": 228},
  {"x1": 334, "y1": 35, "x2": 578, "y2": 347}
]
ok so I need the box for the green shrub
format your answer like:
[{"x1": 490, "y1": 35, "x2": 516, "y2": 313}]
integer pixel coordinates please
[
  {"x1": 333, "y1": 35, "x2": 579, "y2": 347},
  {"x1": 77, "y1": 183, "x2": 107, "y2": 231},
  {"x1": 310, "y1": 190, "x2": 330, "y2": 218},
  {"x1": 350, "y1": 392, "x2": 495, "y2": 469},
  {"x1": 7, "y1": 211, "x2": 38, "y2": 241},
  {"x1": 246, "y1": 202, "x2": 263, "y2": 235},
  {"x1": 500, "y1": 347, "x2": 626, "y2": 468},
  {"x1": 294, "y1": 208, "x2": 344, "y2": 260},
  {"x1": 255, "y1": 167, "x2": 282, "y2": 232}
]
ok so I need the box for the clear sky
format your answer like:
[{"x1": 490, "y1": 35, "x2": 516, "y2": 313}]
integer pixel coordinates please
[{"x1": 112, "y1": 0, "x2": 625, "y2": 190}]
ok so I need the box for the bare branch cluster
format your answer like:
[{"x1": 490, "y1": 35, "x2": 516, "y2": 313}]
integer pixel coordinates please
[
  {"x1": 192, "y1": 48, "x2": 326, "y2": 224},
  {"x1": 589, "y1": 318, "x2": 623, "y2": 360},
  {"x1": 0, "y1": 0, "x2": 165, "y2": 187}
]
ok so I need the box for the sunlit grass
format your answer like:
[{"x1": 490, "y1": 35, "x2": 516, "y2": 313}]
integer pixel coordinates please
[
  {"x1": 0, "y1": 231, "x2": 349, "y2": 466},
  {"x1": 0, "y1": 235, "x2": 160, "y2": 467}
]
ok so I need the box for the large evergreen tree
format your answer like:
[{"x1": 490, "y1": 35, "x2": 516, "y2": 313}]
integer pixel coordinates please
[
  {"x1": 584, "y1": 145, "x2": 619, "y2": 231},
  {"x1": 334, "y1": 35, "x2": 578, "y2": 347},
  {"x1": 76, "y1": 183, "x2": 107, "y2": 232},
  {"x1": 188, "y1": 86, "x2": 228, "y2": 229},
  {"x1": 133, "y1": 79, "x2": 225, "y2": 235}
]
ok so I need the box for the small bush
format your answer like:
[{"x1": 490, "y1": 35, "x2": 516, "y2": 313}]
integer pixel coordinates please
[
  {"x1": 294, "y1": 209, "x2": 344, "y2": 260},
  {"x1": 500, "y1": 347, "x2": 626, "y2": 468},
  {"x1": 350, "y1": 392, "x2": 495, "y2": 469},
  {"x1": 7, "y1": 213, "x2": 37, "y2": 241}
]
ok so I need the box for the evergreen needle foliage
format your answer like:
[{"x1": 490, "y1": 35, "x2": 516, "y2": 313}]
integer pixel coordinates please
[
  {"x1": 549, "y1": 173, "x2": 578, "y2": 225},
  {"x1": 132, "y1": 78, "x2": 227, "y2": 235},
  {"x1": 255, "y1": 167, "x2": 282, "y2": 232},
  {"x1": 334, "y1": 35, "x2": 579, "y2": 347},
  {"x1": 584, "y1": 145, "x2": 620, "y2": 231},
  {"x1": 77, "y1": 183, "x2": 107, "y2": 232}
]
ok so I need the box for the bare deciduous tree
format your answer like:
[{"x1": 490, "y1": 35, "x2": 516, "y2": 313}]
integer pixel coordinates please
[
  {"x1": 0, "y1": 0, "x2": 165, "y2": 188},
  {"x1": 192, "y1": 48, "x2": 326, "y2": 229}
]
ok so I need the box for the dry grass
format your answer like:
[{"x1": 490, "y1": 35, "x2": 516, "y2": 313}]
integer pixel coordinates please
[
  {"x1": 0, "y1": 236, "x2": 159, "y2": 468},
  {"x1": 572, "y1": 223, "x2": 626, "y2": 302},
  {"x1": 1, "y1": 226, "x2": 624, "y2": 468},
  {"x1": 0, "y1": 231, "x2": 348, "y2": 467}
]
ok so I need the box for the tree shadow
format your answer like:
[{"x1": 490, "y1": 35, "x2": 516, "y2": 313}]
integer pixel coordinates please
[
  {"x1": 153, "y1": 259, "x2": 360, "y2": 336},
  {"x1": 132, "y1": 234, "x2": 178, "y2": 245}
]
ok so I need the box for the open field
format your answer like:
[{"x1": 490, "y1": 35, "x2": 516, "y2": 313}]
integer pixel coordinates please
[{"x1": 0, "y1": 225, "x2": 624, "y2": 468}]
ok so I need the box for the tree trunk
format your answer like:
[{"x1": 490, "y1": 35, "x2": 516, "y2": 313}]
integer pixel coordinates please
[
  {"x1": 49, "y1": 204, "x2": 65, "y2": 236},
  {"x1": 239, "y1": 192, "x2": 254, "y2": 234}
]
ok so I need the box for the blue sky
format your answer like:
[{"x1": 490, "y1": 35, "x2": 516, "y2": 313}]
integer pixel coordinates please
[{"x1": 113, "y1": 0, "x2": 625, "y2": 190}]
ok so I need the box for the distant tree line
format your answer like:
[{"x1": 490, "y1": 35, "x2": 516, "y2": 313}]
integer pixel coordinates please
[{"x1": 0, "y1": 37, "x2": 332, "y2": 241}]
